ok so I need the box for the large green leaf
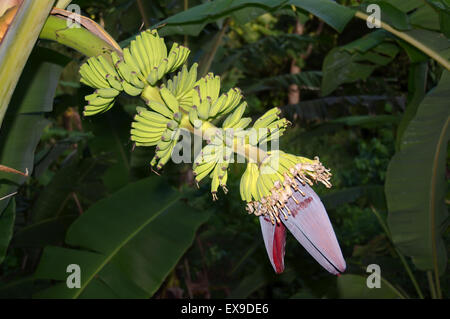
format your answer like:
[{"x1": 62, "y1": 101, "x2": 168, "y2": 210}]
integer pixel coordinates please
[
  {"x1": 385, "y1": 71, "x2": 449, "y2": 275},
  {"x1": 361, "y1": 1, "x2": 411, "y2": 30},
  {"x1": 0, "y1": 47, "x2": 68, "y2": 214},
  {"x1": 158, "y1": 0, "x2": 354, "y2": 36},
  {"x1": 321, "y1": 31, "x2": 399, "y2": 96},
  {"x1": 12, "y1": 158, "x2": 105, "y2": 248},
  {"x1": 395, "y1": 62, "x2": 428, "y2": 149},
  {"x1": 34, "y1": 178, "x2": 211, "y2": 298},
  {"x1": 336, "y1": 274, "x2": 404, "y2": 299},
  {"x1": 159, "y1": 0, "x2": 287, "y2": 36},
  {"x1": 288, "y1": 0, "x2": 355, "y2": 32}
]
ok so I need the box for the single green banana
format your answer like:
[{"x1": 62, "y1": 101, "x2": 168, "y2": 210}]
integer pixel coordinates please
[
  {"x1": 87, "y1": 96, "x2": 114, "y2": 106},
  {"x1": 123, "y1": 48, "x2": 141, "y2": 75},
  {"x1": 157, "y1": 58, "x2": 169, "y2": 80},
  {"x1": 122, "y1": 81, "x2": 142, "y2": 96},
  {"x1": 96, "y1": 88, "x2": 120, "y2": 98},
  {"x1": 130, "y1": 40, "x2": 147, "y2": 76},
  {"x1": 146, "y1": 101, "x2": 173, "y2": 118},
  {"x1": 222, "y1": 102, "x2": 246, "y2": 129},
  {"x1": 232, "y1": 117, "x2": 252, "y2": 129},
  {"x1": 196, "y1": 99, "x2": 210, "y2": 120},
  {"x1": 105, "y1": 74, "x2": 123, "y2": 91},
  {"x1": 136, "y1": 108, "x2": 170, "y2": 124},
  {"x1": 160, "y1": 87, "x2": 179, "y2": 113}
]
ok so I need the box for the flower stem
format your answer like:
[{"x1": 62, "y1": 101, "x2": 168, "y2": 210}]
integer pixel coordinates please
[{"x1": 179, "y1": 114, "x2": 267, "y2": 164}]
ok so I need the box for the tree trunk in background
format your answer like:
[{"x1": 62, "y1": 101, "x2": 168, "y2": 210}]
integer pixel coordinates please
[
  {"x1": 288, "y1": 19, "x2": 324, "y2": 109},
  {"x1": 288, "y1": 20, "x2": 304, "y2": 106}
]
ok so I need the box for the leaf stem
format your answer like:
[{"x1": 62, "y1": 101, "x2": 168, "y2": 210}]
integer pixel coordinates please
[
  {"x1": 354, "y1": 11, "x2": 450, "y2": 71},
  {"x1": 369, "y1": 205, "x2": 425, "y2": 299},
  {"x1": 427, "y1": 271, "x2": 437, "y2": 299}
]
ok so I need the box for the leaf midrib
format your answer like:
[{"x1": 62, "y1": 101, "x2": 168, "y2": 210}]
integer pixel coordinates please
[
  {"x1": 72, "y1": 193, "x2": 181, "y2": 298},
  {"x1": 429, "y1": 116, "x2": 449, "y2": 280}
]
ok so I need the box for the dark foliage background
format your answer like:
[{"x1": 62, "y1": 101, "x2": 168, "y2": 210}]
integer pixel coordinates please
[{"x1": 0, "y1": 0, "x2": 448, "y2": 299}]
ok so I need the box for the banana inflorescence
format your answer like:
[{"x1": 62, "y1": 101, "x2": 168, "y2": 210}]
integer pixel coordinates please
[
  {"x1": 78, "y1": 28, "x2": 332, "y2": 211},
  {"x1": 240, "y1": 151, "x2": 332, "y2": 223}
]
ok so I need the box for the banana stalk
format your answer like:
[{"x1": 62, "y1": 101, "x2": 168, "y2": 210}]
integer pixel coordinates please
[{"x1": 0, "y1": 0, "x2": 55, "y2": 129}]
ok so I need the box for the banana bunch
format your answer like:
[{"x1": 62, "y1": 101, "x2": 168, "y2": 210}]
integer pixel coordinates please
[
  {"x1": 188, "y1": 73, "x2": 244, "y2": 127},
  {"x1": 80, "y1": 29, "x2": 190, "y2": 116},
  {"x1": 80, "y1": 55, "x2": 123, "y2": 116},
  {"x1": 123, "y1": 29, "x2": 190, "y2": 86},
  {"x1": 193, "y1": 136, "x2": 232, "y2": 200},
  {"x1": 111, "y1": 51, "x2": 145, "y2": 97},
  {"x1": 131, "y1": 85, "x2": 183, "y2": 170},
  {"x1": 166, "y1": 63, "x2": 198, "y2": 112},
  {"x1": 250, "y1": 107, "x2": 291, "y2": 146},
  {"x1": 239, "y1": 162, "x2": 261, "y2": 203}
]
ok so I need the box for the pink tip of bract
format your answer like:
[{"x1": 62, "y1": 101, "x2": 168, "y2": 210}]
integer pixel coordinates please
[{"x1": 259, "y1": 216, "x2": 286, "y2": 274}]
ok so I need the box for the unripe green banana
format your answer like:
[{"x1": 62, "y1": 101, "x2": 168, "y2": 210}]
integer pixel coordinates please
[
  {"x1": 253, "y1": 107, "x2": 281, "y2": 129},
  {"x1": 156, "y1": 139, "x2": 172, "y2": 152},
  {"x1": 194, "y1": 161, "x2": 216, "y2": 183},
  {"x1": 130, "y1": 40, "x2": 147, "y2": 76},
  {"x1": 232, "y1": 117, "x2": 252, "y2": 129},
  {"x1": 83, "y1": 101, "x2": 114, "y2": 116},
  {"x1": 130, "y1": 72, "x2": 145, "y2": 88},
  {"x1": 210, "y1": 164, "x2": 221, "y2": 196},
  {"x1": 80, "y1": 63, "x2": 107, "y2": 88},
  {"x1": 122, "y1": 81, "x2": 142, "y2": 96},
  {"x1": 136, "y1": 108, "x2": 170, "y2": 124},
  {"x1": 155, "y1": 146, "x2": 173, "y2": 170},
  {"x1": 131, "y1": 121, "x2": 165, "y2": 133},
  {"x1": 96, "y1": 88, "x2": 120, "y2": 98},
  {"x1": 160, "y1": 87, "x2": 179, "y2": 113},
  {"x1": 161, "y1": 129, "x2": 176, "y2": 142},
  {"x1": 98, "y1": 55, "x2": 119, "y2": 79},
  {"x1": 166, "y1": 120, "x2": 179, "y2": 131},
  {"x1": 114, "y1": 59, "x2": 133, "y2": 83},
  {"x1": 146, "y1": 101, "x2": 173, "y2": 119},
  {"x1": 157, "y1": 58, "x2": 169, "y2": 79},
  {"x1": 147, "y1": 68, "x2": 159, "y2": 86},
  {"x1": 130, "y1": 132, "x2": 163, "y2": 143},
  {"x1": 87, "y1": 57, "x2": 108, "y2": 80},
  {"x1": 123, "y1": 47, "x2": 141, "y2": 75},
  {"x1": 208, "y1": 94, "x2": 227, "y2": 118},
  {"x1": 105, "y1": 74, "x2": 123, "y2": 91},
  {"x1": 136, "y1": 34, "x2": 151, "y2": 74},
  {"x1": 189, "y1": 108, "x2": 202, "y2": 128},
  {"x1": 222, "y1": 102, "x2": 246, "y2": 129},
  {"x1": 219, "y1": 88, "x2": 242, "y2": 115},
  {"x1": 87, "y1": 96, "x2": 114, "y2": 106},
  {"x1": 196, "y1": 99, "x2": 210, "y2": 120}
]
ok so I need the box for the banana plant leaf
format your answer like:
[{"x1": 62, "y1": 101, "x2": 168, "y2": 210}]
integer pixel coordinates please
[
  {"x1": 0, "y1": 47, "x2": 68, "y2": 264},
  {"x1": 34, "y1": 178, "x2": 211, "y2": 298},
  {"x1": 385, "y1": 71, "x2": 449, "y2": 275},
  {"x1": 336, "y1": 274, "x2": 404, "y2": 299}
]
